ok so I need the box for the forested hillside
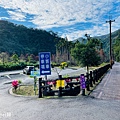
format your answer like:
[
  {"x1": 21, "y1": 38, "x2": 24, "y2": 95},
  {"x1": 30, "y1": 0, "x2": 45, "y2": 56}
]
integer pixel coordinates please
[
  {"x1": 0, "y1": 20, "x2": 120, "y2": 62},
  {"x1": 0, "y1": 20, "x2": 61, "y2": 56},
  {"x1": 97, "y1": 29, "x2": 120, "y2": 62},
  {"x1": 113, "y1": 37, "x2": 120, "y2": 62},
  {"x1": 73, "y1": 29, "x2": 120, "y2": 62}
]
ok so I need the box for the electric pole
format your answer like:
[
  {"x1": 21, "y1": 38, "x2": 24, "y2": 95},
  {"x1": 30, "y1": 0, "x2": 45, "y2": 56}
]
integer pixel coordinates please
[
  {"x1": 85, "y1": 33, "x2": 91, "y2": 41},
  {"x1": 106, "y1": 19, "x2": 115, "y2": 69}
]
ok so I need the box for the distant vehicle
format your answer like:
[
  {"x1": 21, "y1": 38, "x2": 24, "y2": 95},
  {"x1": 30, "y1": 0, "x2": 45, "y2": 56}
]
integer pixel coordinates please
[{"x1": 23, "y1": 66, "x2": 34, "y2": 75}]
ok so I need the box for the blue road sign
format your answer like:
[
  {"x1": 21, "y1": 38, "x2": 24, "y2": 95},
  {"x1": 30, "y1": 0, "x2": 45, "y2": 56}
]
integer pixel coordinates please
[
  {"x1": 30, "y1": 71, "x2": 40, "y2": 76},
  {"x1": 39, "y1": 52, "x2": 51, "y2": 75}
]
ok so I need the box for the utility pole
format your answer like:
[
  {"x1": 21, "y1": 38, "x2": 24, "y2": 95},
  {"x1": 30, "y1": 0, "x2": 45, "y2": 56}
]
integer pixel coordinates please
[
  {"x1": 106, "y1": 19, "x2": 115, "y2": 69},
  {"x1": 85, "y1": 33, "x2": 91, "y2": 41}
]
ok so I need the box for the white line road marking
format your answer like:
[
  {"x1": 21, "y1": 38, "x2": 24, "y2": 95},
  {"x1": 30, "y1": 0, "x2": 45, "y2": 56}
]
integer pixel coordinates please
[
  {"x1": 103, "y1": 72, "x2": 111, "y2": 87},
  {"x1": 6, "y1": 75, "x2": 11, "y2": 79},
  {"x1": 97, "y1": 91, "x2": 103, "y2": 98}
]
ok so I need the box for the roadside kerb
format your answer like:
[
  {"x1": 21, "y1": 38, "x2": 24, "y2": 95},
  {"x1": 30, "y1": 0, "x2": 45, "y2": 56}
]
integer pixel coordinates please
[{"x1": 8, "y1": 87, "x2": 37, "y2": 98}]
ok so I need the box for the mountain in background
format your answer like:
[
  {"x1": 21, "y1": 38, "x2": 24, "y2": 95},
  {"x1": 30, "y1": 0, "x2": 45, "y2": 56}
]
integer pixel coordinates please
[
  {"x1": 95, "y1": 29, "x2": 120, "y2": 56},
  {"x1": 0, "y1": 20, "x2": 62, "y2": 56},
  {"x1": 0, "y1": 20, "x2": 120, "y2": 61},
  {"x1": 73, "y1": 29, "x2": 120, "y2": 57},
  {"x1": 73, "y1": 29, "x2": 120, "y2": 44},
  {"x1": 72, "y1": 37, "x2": 85, "y2": 43}
]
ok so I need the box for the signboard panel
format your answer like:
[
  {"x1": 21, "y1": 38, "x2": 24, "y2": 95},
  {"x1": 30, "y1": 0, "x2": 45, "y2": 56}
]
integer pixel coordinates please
[
  {"x1": 80, "y1": 74, "x2": 86, "y2": 89},
  {"x1": 39, "y1": 52, "x2": 51, "y2": 75},
  {"x1": 30, "y1": 71, "x2": 40, "y2": 76},
  {"x1": 56, "y1": 80, "x2": 65, "y2": 88}
]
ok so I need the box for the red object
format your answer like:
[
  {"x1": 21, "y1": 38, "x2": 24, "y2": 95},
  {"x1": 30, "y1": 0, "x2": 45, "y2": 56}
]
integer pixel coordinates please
[
  {"x1": 47, "y1": 81, "x2": 56, "y2": 85},
  {"x1": 12, "y1": 80, "x2": 18, "y2": 88},
  {"x1": 65, "y1": 79, "x2": 71, "y2": 82},
  {"x1": 76, "y1": 78, "x2": 79, "y2": 81}
]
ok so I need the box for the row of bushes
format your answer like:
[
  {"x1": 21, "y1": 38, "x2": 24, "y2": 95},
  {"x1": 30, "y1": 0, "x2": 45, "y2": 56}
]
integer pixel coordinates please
[
  {"x1": 0, "y1": 61, "x2": 68, "y2": 72},
  {"x1": 0, "y1": 62, "x2": 39, "y2": 72}
]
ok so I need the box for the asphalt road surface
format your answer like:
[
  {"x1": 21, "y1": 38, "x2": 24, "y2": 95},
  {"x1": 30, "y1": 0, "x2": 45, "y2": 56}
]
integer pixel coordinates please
[
  {"x1": 0, "y1": 67, "x2": 87, "y2": 84},
  {"x1": 90, "y1": 62, "x2": 120, "y2": 100},
  {"x1": 0, "y1": 67, "x2": 120, "y2": 120}
]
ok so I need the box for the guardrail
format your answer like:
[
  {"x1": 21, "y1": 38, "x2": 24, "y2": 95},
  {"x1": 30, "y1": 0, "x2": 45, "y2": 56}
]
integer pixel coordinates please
[{"x1": 38, "y1": 64, "x2": 111, "y2": 98}]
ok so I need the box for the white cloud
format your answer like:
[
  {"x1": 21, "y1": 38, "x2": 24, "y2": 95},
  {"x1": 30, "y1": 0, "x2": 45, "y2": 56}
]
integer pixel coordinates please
[
  {"x1": 7, "y1": 10, "x2": 26, "y2": 21},
  {"x1": 0, "y1": 0, "x2": 112, "y2": 25},
  {"x1": 112, "y1": 16, "x2": 120, "y2": 31},
  {"x1": 61, "y1": 29, "x2": 94, "y2": 41},
  {"x1": 0, "y1": 0, "x2": 119, "y2": 40},
  {"x1": 0, "y1": 17, "x2": 9, "y2": 20}
]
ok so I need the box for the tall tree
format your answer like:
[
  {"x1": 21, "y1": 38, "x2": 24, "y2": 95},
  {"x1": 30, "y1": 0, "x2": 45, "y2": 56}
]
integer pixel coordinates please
[
  {"x1": 0, "y1": 52, "x2": 10, "y2": 65},
  {"x1": 114, "y1": 38, "x2": 120, "y2": 62},
  {"x1": 71, "y1": 39, "x2": 101, "y2": 72},
  {"x1": 11, "y1": 53, "x2": 19, "y2": 63}
]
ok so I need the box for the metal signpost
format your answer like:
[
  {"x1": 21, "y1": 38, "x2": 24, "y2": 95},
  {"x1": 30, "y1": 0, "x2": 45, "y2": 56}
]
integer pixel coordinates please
[{"x1": 30, "y1": 71, "x2": 40, "y2": 95}]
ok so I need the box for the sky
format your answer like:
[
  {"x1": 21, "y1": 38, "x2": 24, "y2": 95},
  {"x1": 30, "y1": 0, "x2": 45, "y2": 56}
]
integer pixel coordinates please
[{"x1": 0, "y1": 0, "x2": 120, "y2": 41}]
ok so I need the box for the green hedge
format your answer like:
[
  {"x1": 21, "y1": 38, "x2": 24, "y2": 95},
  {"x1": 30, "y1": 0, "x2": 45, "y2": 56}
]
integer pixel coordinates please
[{"x1": 0, "y1": 62, "x2": 39, "y2": 72}]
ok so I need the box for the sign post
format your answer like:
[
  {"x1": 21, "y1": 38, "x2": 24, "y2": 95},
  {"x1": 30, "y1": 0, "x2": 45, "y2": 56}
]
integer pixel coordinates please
[
  {"x1": 39, "y1": 52, "x2": 51, "y2": 95},
  {"x1": 30, "y1": 71, "x2": 40, "y2": 95}
]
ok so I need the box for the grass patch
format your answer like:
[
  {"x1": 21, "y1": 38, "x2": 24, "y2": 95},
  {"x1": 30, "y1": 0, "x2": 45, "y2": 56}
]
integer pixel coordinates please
[
  {"x1": 89, "y1": 62, "x2": 109, "y2": 71},
  {"x1": 12, "y1": 85, "x2": 38, "y2": 96}
]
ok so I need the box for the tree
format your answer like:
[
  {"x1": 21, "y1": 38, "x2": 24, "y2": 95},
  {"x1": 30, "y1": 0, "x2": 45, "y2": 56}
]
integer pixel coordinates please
[
  {"x1": 0, "y1": 52, "x2": 10, "y2": 65},
  {"x1": 0, "y1": 20, "x2": 61, "y2": 56},
  {"x1": 52, "y1": 62, "x2": 68, "y2": 78},
  {"x1": 71, "y1": 39, "x2": 101, "y2": 72},
  {"x1": 114, "y1": 38, "x2": 120, "y2": 62},
  {"x1": 11, "y1": 53, "x2": 19, "y2": 63},
  {"x1": 27, "y1": 54, "x2": 36, "y2": 63},
  {"x1": 55, "y1": 37, "x2": 74, "y2": 63}
]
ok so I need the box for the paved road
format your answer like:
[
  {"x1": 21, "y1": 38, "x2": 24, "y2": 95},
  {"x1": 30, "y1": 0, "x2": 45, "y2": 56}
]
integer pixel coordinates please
[
  {"x1": 0, "y1": 70, "x2": 23, "y2": 76},
  {"x1": 90, "y1": 62, "x2": 120, "y2": 100},
  {"x1": 0, "y1": 67, "x2": 87, "y2": 84},
  {"x1": 0, "y1": 85, "x2": 120, "y2": 120},
  {"x1": 0, "y1": 64, "x2": 120, "y2": 120},
  {"x1": 0, "y1": 67, "x2": 86, "y2": 77},
  {"x1": 45, "y1": 67, "x2": 87, "y2": 80}
]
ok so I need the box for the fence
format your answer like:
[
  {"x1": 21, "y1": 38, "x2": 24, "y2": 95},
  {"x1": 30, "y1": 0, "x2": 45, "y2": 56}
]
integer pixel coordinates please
[{"x1": 38, "y1": 64, "x2": 110, "y2": 98}]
